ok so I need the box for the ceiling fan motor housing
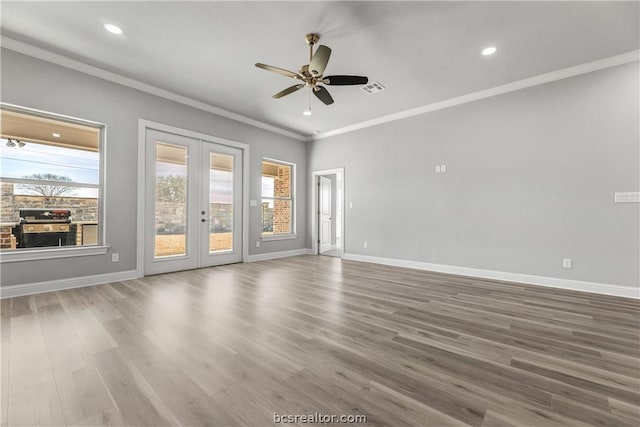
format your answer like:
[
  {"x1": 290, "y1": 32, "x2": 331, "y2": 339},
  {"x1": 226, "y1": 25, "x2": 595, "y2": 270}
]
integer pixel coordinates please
[{"x1": 305, "y1": 33, "x2": 320, "y2": 46}]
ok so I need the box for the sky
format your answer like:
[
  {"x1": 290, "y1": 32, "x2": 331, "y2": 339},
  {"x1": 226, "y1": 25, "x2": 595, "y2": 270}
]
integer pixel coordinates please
[{"x1": 0, "y1": 138, "x2": 99, "y2": 198}]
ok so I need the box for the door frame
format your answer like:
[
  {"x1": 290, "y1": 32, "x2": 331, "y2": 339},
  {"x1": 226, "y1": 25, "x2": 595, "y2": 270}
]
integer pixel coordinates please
[
  {"x1": 311, "y1": 168, "x2": 345, "y2": 256},
  {"x1": 136, "y1": 119, "x2": 250, "y2": 277}
]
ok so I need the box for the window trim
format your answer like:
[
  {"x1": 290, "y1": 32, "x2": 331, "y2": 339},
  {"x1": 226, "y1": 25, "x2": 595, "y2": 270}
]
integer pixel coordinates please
[
  {"x1": 0, "y1": 245, "x2": 109, "y2": 263},
  {"x1": 261, "y1": 157, "x2": 296, "y2": 239},
  {"x1": 0, "y1": 102, "x2": 107, "y2": 262}
]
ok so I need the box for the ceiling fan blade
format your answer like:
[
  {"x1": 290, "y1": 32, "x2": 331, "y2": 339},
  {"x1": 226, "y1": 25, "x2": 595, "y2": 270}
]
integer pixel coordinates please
[
  {"x1": 273, "y1": 84, "x2": 306, "y2": 99},
  {"x1": 324, "y1": 75, "x2": 369, "y2": 85},
  {"x1": 255, "y1": 63, "x2": 303, "y2": 80},
  {"x1": 309, "y1": 45, "x2": 331, "y2": 76},
  {"x1": 313, "y1": 86, "x2": 334, "y2": 105}
]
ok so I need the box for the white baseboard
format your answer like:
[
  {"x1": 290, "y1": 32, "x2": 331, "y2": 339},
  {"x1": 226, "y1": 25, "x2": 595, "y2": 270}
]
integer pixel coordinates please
[
  {"x1": 0, "y1": 270, "x2": 138, "y2": 299},
  {"x1": 343, "y1": 253, "x2": 639, "y2": 299},
  {"x1": 246, "y1": 248, "x2": 313, "y2": 262}
]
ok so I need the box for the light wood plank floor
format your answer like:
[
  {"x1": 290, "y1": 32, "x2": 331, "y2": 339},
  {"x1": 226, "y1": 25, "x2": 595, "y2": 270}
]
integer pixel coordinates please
[{"x1": 1, "y1": 255, "x2": 639, "y2": 427}]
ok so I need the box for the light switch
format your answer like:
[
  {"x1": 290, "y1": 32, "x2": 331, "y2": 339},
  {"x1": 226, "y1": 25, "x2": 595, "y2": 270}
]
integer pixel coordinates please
[
  {"x1": 435, "y1": 165, "x2": 441, "y2": 173},
  {"x1": 441, "y1": 164, "x2": 447, "y2": 172},
  {"x1": 250, "y1": 200, "x2": 258, "y2": 207},
  {"x1": 349, "y1": 202, "x2": 353, "y2": 209}
]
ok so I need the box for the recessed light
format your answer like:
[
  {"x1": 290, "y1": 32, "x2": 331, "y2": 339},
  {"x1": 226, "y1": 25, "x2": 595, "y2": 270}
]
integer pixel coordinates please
[
  {"x1": 104, "y1": 24, "x2": 123, "y2": 35},
  {"x1": 52, "y1": 133, "x2": 61, "y2": 138},
  {"x1": 303, "y1": 108, "x2": 312, "y2": 116},
  {"x1": 313, "y1": 130, "x2": 320, "y2": 135},
  {"x1": 482, "y1": 46, "x2": 497, "y2": 56}
]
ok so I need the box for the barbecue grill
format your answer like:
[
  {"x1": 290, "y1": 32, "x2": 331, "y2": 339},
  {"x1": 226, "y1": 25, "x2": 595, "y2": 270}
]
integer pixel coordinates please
[{"x1": 12, "y1": 209, "x2": 77, "y2": 248}]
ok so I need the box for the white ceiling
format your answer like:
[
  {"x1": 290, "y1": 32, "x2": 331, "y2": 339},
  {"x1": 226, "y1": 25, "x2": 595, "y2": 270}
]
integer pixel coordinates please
[{"x1": 1, "y1": 1, "x2": 638, "y2": 138}]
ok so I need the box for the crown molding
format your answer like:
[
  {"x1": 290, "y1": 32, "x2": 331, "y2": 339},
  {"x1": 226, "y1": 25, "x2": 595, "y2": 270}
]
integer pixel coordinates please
[
  {"x1": 312, "y1": 50, "x2": 640, "y2": 141},
  {"x1": 0, "y1": 37, "x2": 307, "y2": 141}
]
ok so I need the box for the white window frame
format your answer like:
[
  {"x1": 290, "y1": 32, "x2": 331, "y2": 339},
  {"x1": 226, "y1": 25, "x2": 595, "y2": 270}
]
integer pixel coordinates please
[
  {"x1": 0, "y1": 103, "x2": 108, "y2": 263},
  {"x1": 261, "y1": 158, "x2": 296, "y2": 241}
]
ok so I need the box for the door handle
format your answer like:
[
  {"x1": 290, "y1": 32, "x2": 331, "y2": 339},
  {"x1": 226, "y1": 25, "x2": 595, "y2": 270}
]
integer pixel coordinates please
[
  {"x1": 201, "y1": 219, "x2": 206, "y2": 223},
  {"x1": 201, "y1": 211, "x2": 206, "y2": 215}
]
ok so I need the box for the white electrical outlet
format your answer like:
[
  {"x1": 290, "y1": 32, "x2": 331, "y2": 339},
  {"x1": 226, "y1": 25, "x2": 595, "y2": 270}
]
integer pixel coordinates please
[
  {"x1": 441, "y1": 164, "x2": 447, "y2": 172},
  {"x1": 435, "y1": 165, "x2": 441, "y2": 173},
  {"x1": 363, "y1": 241, "x2": 368, "y2": 249},
  {"x1": 562, "y1": 258, "x2": 572, "y2": 269},
  {"x1": 256, "y1": 241, "x2": 260, "y2": 248},
  {"x1": 112, "y1": 253, "x2": 119, "y2": 262}
]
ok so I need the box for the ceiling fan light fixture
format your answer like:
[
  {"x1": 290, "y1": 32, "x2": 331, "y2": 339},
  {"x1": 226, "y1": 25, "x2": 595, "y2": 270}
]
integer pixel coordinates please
[
  {"x1": 482, "y1": 46, "x2": 497, "y2": 56},
  {"x1": 104, "y1": 23, "x2": 123, "y2": 35}
]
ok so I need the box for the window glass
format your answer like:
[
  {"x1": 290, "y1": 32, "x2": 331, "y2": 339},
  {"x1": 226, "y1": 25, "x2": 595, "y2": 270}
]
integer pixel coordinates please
[
  {"x1": 261, "y1": 160, "x2": 294, "y2": 235},
  {"x1": 0, "y1": 107, "x2": 102, "y2": 251}
]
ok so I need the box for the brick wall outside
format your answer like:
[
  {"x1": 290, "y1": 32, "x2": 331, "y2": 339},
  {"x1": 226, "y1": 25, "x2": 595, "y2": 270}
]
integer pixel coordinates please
[
  {"x1": 1, "y1": 183, "x2": 98, "y2": 223},
  {"x1": 273, "y1": 165, "x2": 291, "y2": 234},
  {"x1": 1, "y1": 225, "x2": 16, "y2": 249},
  {"x1": 154, "y1": 201, "x2": 232, "y2": 234}
]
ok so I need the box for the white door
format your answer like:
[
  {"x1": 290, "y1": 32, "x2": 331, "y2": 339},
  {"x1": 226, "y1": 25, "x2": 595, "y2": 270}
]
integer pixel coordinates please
[
  {"x1": 144, "y1": 129, "x2": 242, "y2": 275},
  {"x1": 319, "y1": 176, "x2": 332, "y2": 253}
]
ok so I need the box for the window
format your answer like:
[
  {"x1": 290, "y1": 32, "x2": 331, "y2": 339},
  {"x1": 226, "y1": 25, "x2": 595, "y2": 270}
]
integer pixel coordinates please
[
  {"x1": 261, "y1": 159, "x2": 295, "y2": 238},
  {"x1": 0, "y1": 105, "x2": 104, "y2": 257}
]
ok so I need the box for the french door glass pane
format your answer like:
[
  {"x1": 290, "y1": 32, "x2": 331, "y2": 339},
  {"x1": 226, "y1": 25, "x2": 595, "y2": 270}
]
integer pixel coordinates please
[
  {"x1": 155, "y1": 142, "x2": 188, "y2": 257},
  {"x1": 209, "y1": 153, "x2": 233, "y2": 252}
]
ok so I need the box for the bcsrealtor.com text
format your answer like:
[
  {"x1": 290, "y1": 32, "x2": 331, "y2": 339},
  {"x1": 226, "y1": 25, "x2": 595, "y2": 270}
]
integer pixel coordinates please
[{"x1": 274, "y1": 412, "x2": 367, "y2": 424}]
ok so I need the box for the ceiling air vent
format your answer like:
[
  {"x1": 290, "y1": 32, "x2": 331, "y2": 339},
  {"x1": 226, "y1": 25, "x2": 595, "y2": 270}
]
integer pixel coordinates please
[{"x1": 361, "y1": 81, "x2": 385, "y2": 95}]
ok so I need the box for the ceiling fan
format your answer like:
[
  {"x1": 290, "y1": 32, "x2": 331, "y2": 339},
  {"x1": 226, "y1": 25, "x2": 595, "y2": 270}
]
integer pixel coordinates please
[{"x1": 255, "y1": 33, "x2": 368, "y2": 106}]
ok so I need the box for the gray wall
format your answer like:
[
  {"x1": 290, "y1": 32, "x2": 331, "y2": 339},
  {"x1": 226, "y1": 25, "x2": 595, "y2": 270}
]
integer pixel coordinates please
[
  {"x1": 0, "y1": 49, "x2": 307, "y2": 286},
  {"x1": 308, "y1": 62, "x2": 639, "y2": 287}
]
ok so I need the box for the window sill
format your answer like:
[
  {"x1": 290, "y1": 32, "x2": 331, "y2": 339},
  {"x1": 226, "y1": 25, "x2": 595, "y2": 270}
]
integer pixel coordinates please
[
  {"x1": 0, "y1": 245, "x2": 109, "y2": 263},
  {"x1": 261, "y1": 234, "x2": 297, "y2": 242}
]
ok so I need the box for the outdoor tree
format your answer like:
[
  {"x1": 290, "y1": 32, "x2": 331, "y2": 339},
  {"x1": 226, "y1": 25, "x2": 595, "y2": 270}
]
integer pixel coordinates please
[
  {"x1": 17, "y1": 173, "x2": 75, "y2": 202},
  {"x1": 156, "y1": 175, "x2": 186, "y2": 203}
]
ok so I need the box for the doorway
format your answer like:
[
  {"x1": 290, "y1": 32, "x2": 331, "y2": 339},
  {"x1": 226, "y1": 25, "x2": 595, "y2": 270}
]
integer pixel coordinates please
[
  {"x1": 312, "y1": 168, "x2": 344, "y2": 257},
  {"x1": 143, "y1": 128, "x2": 243, "y2": 275}
]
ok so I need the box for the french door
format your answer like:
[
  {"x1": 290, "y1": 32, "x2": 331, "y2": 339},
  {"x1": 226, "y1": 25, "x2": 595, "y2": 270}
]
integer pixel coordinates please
[{"x1": 144, "y1": 129, "x2": 242, "y2": 275}]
